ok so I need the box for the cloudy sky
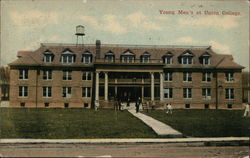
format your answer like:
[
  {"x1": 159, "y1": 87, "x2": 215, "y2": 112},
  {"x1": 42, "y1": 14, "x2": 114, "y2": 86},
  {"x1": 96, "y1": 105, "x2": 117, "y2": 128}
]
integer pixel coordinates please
[{"x1": 1, "y1": 0, "x2": 249, "y2": 71}]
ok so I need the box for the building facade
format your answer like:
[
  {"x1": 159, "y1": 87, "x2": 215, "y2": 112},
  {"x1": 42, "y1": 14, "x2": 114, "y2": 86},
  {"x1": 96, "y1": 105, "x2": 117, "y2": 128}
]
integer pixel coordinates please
[{"x1": 9, "y1": 41, "x2": 244, "y2": 109}]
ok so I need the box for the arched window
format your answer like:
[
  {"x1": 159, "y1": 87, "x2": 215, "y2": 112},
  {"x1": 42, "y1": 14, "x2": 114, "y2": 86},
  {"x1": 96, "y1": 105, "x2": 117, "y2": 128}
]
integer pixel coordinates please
[
  {"x1": 61, "y1": 49, "x2": 75, "y2": 64},
  {"x1": 140, "y1": 52, "x2": 150, "y2": 63},
  {"x1": 179, "y1": 50, "x2": 193, "y2": 65},
  {"x1": 43, "y1": 50, "x2": 54, "y2": 63},
  {"x1": 105, "y1": 51, "x2": 115, "y2": 62},
  {"x1": 162, "y1": 52, "x2": 173, "y2": 64},
  {"x1": 121, "y1": 50, "x2": 135, "y2": 63},
  {"x1": 82, "y1": 51, "x2": 92, "y2": 64},
  {"x1": 200, "y1": 52, "x2": 211, "y2": 65}
]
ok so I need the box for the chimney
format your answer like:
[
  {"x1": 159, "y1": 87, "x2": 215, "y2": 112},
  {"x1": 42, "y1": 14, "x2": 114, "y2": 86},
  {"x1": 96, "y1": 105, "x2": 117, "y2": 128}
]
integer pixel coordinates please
[{"x1": 96, "y1": 40, "x2": 101, "y2": 59}]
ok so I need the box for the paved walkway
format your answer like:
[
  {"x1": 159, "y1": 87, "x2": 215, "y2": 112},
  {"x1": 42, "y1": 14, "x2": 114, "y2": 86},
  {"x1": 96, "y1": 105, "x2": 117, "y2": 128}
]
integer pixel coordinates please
[{"x1": 126, "y1": 104, "x2": 182, "y2": 137}]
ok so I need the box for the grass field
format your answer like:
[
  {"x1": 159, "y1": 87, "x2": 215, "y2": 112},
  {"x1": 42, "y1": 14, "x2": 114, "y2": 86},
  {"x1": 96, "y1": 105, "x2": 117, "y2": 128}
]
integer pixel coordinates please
[
  {"x1": 0, "y1": 108, "x2": 157, "y2": 138},
  {"x1": 143, "y1": 109, "x2": 250, "y2": 137}
]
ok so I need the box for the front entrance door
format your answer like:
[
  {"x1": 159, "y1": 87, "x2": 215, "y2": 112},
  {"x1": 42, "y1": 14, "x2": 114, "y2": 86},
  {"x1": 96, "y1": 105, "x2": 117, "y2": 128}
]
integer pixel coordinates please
[{"x1": 117, "y1": 87, "x2": 141, "y2": 102}]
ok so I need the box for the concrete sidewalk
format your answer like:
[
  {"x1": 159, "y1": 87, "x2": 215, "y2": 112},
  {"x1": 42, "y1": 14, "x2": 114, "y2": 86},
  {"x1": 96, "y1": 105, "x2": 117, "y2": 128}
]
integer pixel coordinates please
[
  {"x1": 128, "y1": 109, "x2": 182, "y2": 137},
  {"x1": 0, "y1": 137, "x2": 248, "y2": 144}
]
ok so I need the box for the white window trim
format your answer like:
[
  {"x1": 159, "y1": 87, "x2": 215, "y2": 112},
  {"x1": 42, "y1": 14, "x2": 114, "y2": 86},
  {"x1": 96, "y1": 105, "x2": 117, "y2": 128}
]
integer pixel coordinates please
[
  {"x1": 226, "y1": 88, "x2": 234, "y2": 100},
  {"x1": 82, "y1": 87, "x2": 91, "y2": 98},
  {"x1": 164, "y1": 88, "x2": 172, "y2": 99},
  {"x1": 226, "y1": 73, "x2": 234, "y2": 82},
  {"x1": 63, "y1": 71, "x2": 72, "y2": 80},
  {"x1": 63, "y1": 87, "x2": 72, "y2": 98},
  {"x1": 202, "y1": 88, "x2": 211, "y2": 100},
  {"x1": 184, "y1": 88, "x2": 192, "y2": 99},
  {"x1": 164, "y1": 72, "x2": 172, "y2": 82},
  {"x1": 44, "y1": 55, "x2": 52, "y2": 63},
  {"x1": 202, "y1": 57, "x2": 211, "y2": 65},
  {"x1": 19, "y1": 70, "x2": 28, "y2": 80},
  {"x1": 82, "y1": 72, "x2": 91, "y2": 81},
  {"x1": 202, "y1": 73, "x2": 211, "y2": 82},
  {"x1": 183, "y1": 72, "x2": 192, "y2": 82},
  {"x1": 19, "y1": 86, "x2": 28, "y2": 97},
  {"x1": 43, "y1": 87, "x2": 52, "y2": 98}
]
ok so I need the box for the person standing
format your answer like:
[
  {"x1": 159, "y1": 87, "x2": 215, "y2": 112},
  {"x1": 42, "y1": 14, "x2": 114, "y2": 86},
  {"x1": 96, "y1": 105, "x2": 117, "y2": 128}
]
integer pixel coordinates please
[
  {"x1": 135, "y1": 98, "x2": 139, "y2": 113},
  {"x1": 243, "y1": 102, "x2": 250, "y2": 117},
  {"x1": 166, "y1": 103, "x2": 173, "y2": 114}
]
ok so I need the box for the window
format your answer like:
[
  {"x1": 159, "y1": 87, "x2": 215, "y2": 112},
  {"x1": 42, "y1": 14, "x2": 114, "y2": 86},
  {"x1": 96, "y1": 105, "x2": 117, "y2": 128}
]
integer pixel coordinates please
[
  {"x1": 225, "y1": 72, "x2": 234, "y2": 82},
  {"x1": 82, "y1": 72, "x2": 91, "y2": 80},
  {"x1": 204, "y1": 104, "x2": 209, "y2": 109},
  {"x1": 82, "y1": 52, "x2": 92, "y2": 64},
  {"x1": 202, "y1": 72, "x2": 211, "y2": 82},
  {"x1": 225, "y1": 88, "x2": 234, "y2": 99},
  {"x1": 44, "y1": 103, "x2": 49, "y2": 107},
  {"x1": 20, "y1": 102, "x2": 25, "y2": 107},
  {"x1": 82, "y1": 87, "x2": 91, "y2": 98},
  {"x1": 183, "y1": 88, "x2": 192, "y2": 98},
  {"x1": 62, "y1": 87, "x2": 72, "y2": 98},
  {"x1": 202, "y1": 88, "x2": 211, "y2": 99},
  {"x1": 121, "y1": 51, "x2": 135, "y2": 63},
  {"x1": 19, "y1": 69, "x2": 28, "y2": 79},
  {"x1": 164, "y1": 72, "x2": 172, "y2": 81},
  {"x1": 227, "y1": 104, "x2": 232, "y2": 109},
  {"x1": 84, "y1": 103, "x2": 89, "y2": 108},
  {"x1": 63, "y1": 70, "x2": 72, "y2": 80},
  {"x1": 202, "y1": 56, "x2": 211, "y2": 65},
  {"x1": 163, "y1": 54, "x2": 173, "y2": 64},
  {"x1": 19, "y1": 86, "x2": 28, "y2": 97},
  {"x1": 43, "y1": 70, "x2": 52, "y2": 80},
  {"x1": 180, "y1": 52, "x2": 193, "y2": 65},
  {"x1": 61, "y1": 55, "x2": 74, "y2": 64},
  {"x1": 164, "y1": 88, "x2": 173, "y2": 98},
  {"x1": 183, "y1": 72, "x2": 192, "y2": 82},
  {"x1": 141, "y1": 53, "x2": 150, "y2": 63},
  {"x1": 64, "y1": 103, "x2": 69, "y2": 108},
  {"x1": 43, "y1": 86, "x2": 52, "y2": 98},
  {"x1": 43, "y1": 51, "x2": 54, "y2": 63},
  {"x1": 105, "y1": 52, "x2": 115, "y2": 62},
  {"x1": 185, "y1": 104, "x2": 190, "y2": 108}
]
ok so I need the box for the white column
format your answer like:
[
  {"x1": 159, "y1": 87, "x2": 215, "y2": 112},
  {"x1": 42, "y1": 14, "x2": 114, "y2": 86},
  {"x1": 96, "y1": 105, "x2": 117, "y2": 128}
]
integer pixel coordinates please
[
  {"x1": 95, "y1": 72, "x2": 99, "y2": 101},
  {"x1": 104, "y1": 72, "x2": 108, "y2": 101},
  {"x1": 160, "y1": 72, "x2": 164, "y2": 101},
  {"x1": 151, "y1": 72, "x2": 154, "y2": 101}
]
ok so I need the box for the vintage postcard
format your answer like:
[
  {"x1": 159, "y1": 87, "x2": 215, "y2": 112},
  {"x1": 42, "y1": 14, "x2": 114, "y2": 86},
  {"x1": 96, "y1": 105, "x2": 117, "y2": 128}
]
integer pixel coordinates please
[{"x1": 0, "y1": 0, "x2": 249, "y2": 157}]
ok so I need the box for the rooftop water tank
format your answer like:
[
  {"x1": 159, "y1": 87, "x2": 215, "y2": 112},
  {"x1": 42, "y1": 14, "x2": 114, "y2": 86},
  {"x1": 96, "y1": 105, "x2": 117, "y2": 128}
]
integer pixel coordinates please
[{"x1": 75, "y1": 25, "x2": 85, "y2": 36}]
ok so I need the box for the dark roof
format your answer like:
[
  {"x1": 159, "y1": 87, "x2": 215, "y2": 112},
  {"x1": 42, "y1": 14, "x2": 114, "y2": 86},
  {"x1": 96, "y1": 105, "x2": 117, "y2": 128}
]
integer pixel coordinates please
[{"x1": 9, "y1": 43, "x2": 244, "y2": 69}]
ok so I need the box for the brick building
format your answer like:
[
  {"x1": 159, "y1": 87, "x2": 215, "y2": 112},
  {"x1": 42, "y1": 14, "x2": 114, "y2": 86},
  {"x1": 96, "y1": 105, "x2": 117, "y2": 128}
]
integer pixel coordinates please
[{"x1": 9, "y1": 41, "x2": 244, "y2": 109}]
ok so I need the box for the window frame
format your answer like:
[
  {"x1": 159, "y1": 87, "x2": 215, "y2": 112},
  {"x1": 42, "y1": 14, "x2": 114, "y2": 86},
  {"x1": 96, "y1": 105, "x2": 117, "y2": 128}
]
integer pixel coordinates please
[
  {"x1": 183, "y1": 72, "x2": 192, "y2": 82},
  {"x1": 43, "y1": 86, "x2": 52, "y2": 98},
  {"x1": 19, "y1": 69, "x2": 28, "y2": 80},
  {"x1": 202, "y1": 88, "x2": 211, "y2": 99},
  {"x1": 164, "y1": 72, "x2": 173, "y2": 82},
  {"x1": 183, "y1": 88, "x2": 192, "y2": 99},
  {"x1": 19, "y1": 86, "x2": 28, "y2": 97},
  {"x1": 43, "y1": 70, "x2": 52, "y2": 80},
  {"x1": 82, "y1": 87, "x2": 91, "y2": 98},
  {"x1": 202, "y1": 72, "x2": 211, "y2": 82},
  {"x1": 164, "y1": 88, "x2": 173, "y2": 98},
  {"x1": 82, "y1": 71, "x2": 91, "y2": 81},
  {"x1": 63, "y1": 70, "x2": 72, "y2": 80},
  {"x1": 225, "y1": 88, "x2": 234, "y2": 100},
  {"x1": 62, "y1": 87, "x2": 72, "y2": 98}
]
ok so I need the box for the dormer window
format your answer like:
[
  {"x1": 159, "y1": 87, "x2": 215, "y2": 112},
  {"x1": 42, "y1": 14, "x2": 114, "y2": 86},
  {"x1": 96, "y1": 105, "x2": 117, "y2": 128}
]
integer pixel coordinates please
[
  {"x1": 180, "y1": 51, "x2": 193, "y2": 65},
  {"x1": 200, "y1": 53, "x2": 211, "y2": 65},
  {"x1": 43, "y1": 50, "x2": 54, "y2": 63},
  {"x1": 61, "y1": 49, "x2": 75, "y2": 64},
  {"x1": 121, "y1": 50, "x2": 135, "y2": 63},
  {"x1": 163, "y1": 52, "x2": 173, "y2": 64},
  {"x1": 82, "y1": 51, "x2": 92, "y2": 64},
  {"x1": 105, "y1": 51, "x2": 115, "y2": 62},
  {"x1": 140, "y1": 52, "x2": 150, "y2": 63}
]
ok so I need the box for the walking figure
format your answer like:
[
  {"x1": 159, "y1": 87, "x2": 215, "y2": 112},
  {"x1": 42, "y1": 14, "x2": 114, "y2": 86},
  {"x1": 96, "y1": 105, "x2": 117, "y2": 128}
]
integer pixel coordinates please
[
  {"x1": 243, "y1": 102, "x2": 250, "y2": 117},
  {"x1": 135, "y1": 98, "x2": 139, "y2": 113},
  {"x1": 166, "y1": 103, "x2": 173, "y2": 114},
  {"x1": 95, "y1": 100, "x2": 99, "y2": 111}
]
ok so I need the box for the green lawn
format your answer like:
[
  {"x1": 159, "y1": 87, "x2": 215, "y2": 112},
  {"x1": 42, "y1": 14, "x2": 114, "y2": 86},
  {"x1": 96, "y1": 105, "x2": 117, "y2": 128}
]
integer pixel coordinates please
[
  {"x1": 143, "y1": 109, "x2": 250, "y2": 137},
  {"x1": 0, "y1": 108, "x2": 157, "y2": 138}
]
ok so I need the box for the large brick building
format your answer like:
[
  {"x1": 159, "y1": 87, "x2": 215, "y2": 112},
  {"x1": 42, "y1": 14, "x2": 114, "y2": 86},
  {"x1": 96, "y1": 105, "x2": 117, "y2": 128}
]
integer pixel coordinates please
[{"x1": 9, "y1": 41, "x2": 244, "y2": 109}]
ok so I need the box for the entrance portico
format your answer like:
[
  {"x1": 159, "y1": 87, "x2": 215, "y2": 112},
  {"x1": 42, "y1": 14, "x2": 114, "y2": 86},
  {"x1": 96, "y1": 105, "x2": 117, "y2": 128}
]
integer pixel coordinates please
[{"x1": 94, "y1": 66, "x2": 164, "y2": 105}]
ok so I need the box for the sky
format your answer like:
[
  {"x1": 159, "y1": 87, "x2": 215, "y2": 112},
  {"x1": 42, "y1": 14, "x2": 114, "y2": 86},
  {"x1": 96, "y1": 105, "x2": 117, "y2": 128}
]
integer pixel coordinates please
[{"x1": 1, "y1": 0, "x2": 249, "y2": 71}]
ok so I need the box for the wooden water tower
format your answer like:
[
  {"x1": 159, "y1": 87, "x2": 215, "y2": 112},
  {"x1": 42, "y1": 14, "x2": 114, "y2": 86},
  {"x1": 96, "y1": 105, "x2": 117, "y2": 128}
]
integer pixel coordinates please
[{"x1": 75, "y1": 25, "x2": 85, "y2": 46}]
